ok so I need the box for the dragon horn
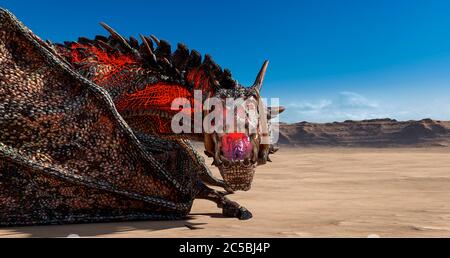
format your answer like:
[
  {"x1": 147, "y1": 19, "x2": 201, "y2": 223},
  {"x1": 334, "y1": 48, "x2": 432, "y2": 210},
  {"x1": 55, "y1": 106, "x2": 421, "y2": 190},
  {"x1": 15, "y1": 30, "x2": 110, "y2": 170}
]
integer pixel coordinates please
[
  {"x1": 150, "y1": 35, "x2": 160, "y2": 46},
  {"x1": 267, "y1": 106, "x2": 286, "y2": 119},
  {"x1": 253, "y1": 60, "x2": 269, "y2": 92},
  {"x1": 99, "y1": 22, "x2": 133, "y2": 52},
  {"x1": 139, "y1": 34, "x2": 157, "y2": 64}
]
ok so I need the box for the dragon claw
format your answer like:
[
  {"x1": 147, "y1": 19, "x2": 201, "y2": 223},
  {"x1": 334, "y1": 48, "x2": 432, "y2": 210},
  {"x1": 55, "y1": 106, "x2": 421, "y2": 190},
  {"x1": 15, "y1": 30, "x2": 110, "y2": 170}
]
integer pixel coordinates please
[
  {"x1": 224, "y1": 187, "x2": 235, "y2": 195},
  {"x1": 238, "y1": 207, "x2": 253, "y2": 220},
  {"x1": 222, "y1": 202, "x2": 253, "y2": 220},
  {"x1": 218, "y1": 190, "x2": 233, "y2": 196}
]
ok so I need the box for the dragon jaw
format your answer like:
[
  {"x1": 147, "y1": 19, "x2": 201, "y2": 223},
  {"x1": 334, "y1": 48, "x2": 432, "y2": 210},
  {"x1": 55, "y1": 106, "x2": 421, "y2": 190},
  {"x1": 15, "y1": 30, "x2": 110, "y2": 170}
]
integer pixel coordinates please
[{"x1": 213, "y1": 133, "x2": 257, "y2": 191}]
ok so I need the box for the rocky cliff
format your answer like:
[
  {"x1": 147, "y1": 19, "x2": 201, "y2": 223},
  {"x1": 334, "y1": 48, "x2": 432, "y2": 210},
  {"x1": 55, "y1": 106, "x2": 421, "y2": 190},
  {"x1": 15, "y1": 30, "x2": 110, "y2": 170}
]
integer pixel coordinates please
[{"x1": 277, "y1": 119, "x2": 450, "y2": 147}]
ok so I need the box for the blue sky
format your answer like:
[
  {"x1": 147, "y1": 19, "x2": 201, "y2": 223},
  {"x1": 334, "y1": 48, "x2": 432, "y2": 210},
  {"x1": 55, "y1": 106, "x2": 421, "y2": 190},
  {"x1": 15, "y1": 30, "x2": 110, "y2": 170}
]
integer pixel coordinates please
[{"x1": 2, "y1": 0, "x2": 450, "y2": 122}]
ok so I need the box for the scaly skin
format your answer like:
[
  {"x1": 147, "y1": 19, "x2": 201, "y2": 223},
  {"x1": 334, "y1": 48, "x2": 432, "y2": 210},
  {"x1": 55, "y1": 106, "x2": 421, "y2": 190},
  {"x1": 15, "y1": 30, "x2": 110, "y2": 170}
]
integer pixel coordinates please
[{"x1": 0, "y1": 8, "x2": 283, "y2": 226}]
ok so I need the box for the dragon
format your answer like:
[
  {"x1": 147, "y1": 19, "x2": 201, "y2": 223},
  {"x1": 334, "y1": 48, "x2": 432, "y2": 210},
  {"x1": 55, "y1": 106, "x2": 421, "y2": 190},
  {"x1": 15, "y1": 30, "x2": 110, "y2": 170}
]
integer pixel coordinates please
[{"x1": 0, "y1": 8, "x2": 285, "y2": 226}]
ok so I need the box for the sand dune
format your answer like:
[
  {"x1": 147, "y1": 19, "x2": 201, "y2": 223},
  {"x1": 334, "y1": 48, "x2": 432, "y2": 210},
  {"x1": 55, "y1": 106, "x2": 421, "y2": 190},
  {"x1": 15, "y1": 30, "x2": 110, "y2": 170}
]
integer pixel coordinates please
[{"x1": 2, "y1": 147, "x2": 450, "y2": 238}]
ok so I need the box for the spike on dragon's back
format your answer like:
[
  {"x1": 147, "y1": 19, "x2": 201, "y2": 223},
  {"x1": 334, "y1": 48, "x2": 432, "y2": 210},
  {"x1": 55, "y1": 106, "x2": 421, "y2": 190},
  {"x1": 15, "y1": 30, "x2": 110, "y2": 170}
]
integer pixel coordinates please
[
  {"x1": 0, "y1": 7, "x2": 285, "y2": 226},
  {"x1": 56, "y1": 22, "x2": 240, "y2": 98}
]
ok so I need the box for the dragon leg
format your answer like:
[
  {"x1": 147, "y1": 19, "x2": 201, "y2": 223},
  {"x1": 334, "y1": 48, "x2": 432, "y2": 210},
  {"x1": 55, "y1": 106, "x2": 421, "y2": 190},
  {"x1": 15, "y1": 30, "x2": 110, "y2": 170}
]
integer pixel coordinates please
[{"x1": 196, "y1": 183, "x2": 252, "y2": 220}]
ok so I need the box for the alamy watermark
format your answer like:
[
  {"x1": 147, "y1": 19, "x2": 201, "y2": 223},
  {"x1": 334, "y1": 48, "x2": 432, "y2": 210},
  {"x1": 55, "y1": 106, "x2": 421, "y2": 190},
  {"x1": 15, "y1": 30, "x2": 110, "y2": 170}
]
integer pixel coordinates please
[{"x1": 170, "y1": 90, "x2": 281, "y2": 145}]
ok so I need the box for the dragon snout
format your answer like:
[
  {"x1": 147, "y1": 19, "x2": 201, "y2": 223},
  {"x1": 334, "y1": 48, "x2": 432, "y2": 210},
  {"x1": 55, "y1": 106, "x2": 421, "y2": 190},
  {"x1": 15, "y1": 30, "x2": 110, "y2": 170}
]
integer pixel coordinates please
[{"x1": 206, "y1": 133, "x2": 258, "y2": 191}]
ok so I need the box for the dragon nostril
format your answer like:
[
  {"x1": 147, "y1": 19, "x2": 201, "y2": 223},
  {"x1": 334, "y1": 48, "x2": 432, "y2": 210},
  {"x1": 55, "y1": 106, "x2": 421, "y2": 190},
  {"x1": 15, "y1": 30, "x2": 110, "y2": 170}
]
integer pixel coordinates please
[{"x1": 232, "y1": 146, "x2": 245, "y2": 161}]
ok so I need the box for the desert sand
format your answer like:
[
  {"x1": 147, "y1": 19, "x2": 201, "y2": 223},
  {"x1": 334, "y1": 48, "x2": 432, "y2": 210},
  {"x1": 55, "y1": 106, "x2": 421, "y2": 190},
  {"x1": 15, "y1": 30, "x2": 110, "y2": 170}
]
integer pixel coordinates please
[{"x1": 1, "y1": 147, "x2": 450, "y2": 238}]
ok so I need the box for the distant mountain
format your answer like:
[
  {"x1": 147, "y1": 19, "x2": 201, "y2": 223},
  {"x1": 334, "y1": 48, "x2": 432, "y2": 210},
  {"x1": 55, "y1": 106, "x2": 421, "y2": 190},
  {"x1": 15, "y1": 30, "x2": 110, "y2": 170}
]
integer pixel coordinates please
[{"x1": 277, "y1": 119, "x2": 450, "y2": 147}]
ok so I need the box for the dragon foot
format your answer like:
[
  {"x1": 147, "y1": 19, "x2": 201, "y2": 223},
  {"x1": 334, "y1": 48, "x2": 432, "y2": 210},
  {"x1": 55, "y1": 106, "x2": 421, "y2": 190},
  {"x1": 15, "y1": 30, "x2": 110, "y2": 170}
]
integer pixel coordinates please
[
  {"x1": 196, "y1": 184, "x2": 252, "y2": 220},
  {"x1": 222, "y1": 201, "x2": 253, "y2": 220}
]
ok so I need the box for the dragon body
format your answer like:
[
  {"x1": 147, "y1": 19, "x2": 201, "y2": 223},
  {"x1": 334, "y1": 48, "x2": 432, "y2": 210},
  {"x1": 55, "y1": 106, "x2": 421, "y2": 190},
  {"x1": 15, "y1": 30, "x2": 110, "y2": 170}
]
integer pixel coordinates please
[{"x1": 0, "y1": 8, "x2": 284, "y2": 226}]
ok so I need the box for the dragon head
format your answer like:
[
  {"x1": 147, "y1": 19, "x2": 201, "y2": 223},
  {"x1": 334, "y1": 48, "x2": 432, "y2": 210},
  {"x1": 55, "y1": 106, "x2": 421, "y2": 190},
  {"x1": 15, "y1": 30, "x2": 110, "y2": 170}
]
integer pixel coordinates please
[{"x1": 203, "y1": 61, "x2": 285, "y2": 191}]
